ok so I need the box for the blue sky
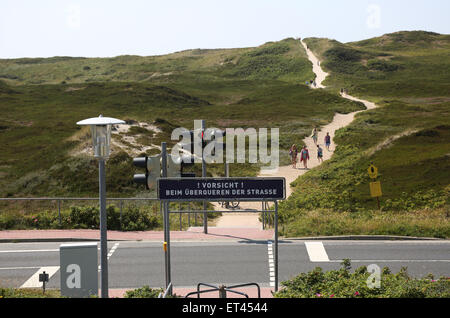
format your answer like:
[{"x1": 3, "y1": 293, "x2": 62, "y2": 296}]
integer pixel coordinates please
[{"x1": 0, "y1": 0, "x2": 449, "y2": 58}]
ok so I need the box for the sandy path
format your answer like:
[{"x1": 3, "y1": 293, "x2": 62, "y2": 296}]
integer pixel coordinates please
[
  {"x1": 213, "y1": 39, "x2": 377, "y2": 229},
  {"x1": 301, "y1": 40, "x2": 329, "y2": 88}
]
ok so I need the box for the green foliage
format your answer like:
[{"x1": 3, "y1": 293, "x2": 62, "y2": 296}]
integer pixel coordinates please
[
  {"x1": 246, "y1": 42, "x2": 291, "y2": 57},
  {"x1": 0, "y1": 205, "x2": 161, "y2": 231},
  {"x1": 281, "y1": 36, "x2": 450, "y2": 237},
  {"x1": 124, "y1": 286, "x2": 164, "y2": 298},
  {"x1": 278, "y1": 208, "x2": 450, "y2": 238},
  {"x1": 0, "y1": 77, "x2": 362, "y2": 199},
  {"x1": 0, "y1": 287, "x2": 61, "y2": 298},
  {"x1": 274, "y1": 260, "x2": 450, "y2": 298},
  {"x1": 304, "y1": 32, "x2": 450, "y2": 98}
]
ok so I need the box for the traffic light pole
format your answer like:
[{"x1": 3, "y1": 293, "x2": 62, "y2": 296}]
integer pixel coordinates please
[
  {"x1": 201, "y1": 120, "x2": 208, "y2": 234},
  {"x1": 161, "y1": 142, "x2": 172, "y2": 294}
]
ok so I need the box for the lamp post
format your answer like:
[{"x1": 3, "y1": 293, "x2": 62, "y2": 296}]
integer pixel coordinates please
[{"x1": 76, "y1": 114, "x2": 124, "y2": 298}]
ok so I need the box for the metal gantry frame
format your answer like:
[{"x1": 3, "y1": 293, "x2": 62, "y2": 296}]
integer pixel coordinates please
[
  {"x1": 162, "y1": 199, "x2": 279, "y2": 296},
  {"x1": 185, "y1": 282, "x2": 261, "y2": 298}
]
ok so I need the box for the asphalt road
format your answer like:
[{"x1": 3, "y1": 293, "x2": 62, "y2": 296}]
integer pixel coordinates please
[{"x1": 0, "y1": 240, "x2": 449, "y2": 290}]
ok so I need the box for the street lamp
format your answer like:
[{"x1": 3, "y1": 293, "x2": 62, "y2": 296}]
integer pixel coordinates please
[{"x1": 76, "y1": 114, "x2": 124, "y2": 298}]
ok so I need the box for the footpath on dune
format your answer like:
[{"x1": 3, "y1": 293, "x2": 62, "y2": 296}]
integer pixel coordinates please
[{"x1": 210, "y1": 39, "x2": 378, "y2": 229}]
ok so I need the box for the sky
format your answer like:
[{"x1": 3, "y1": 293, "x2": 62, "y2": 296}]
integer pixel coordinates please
[{"x1": 0, "y1": 0, "x2": 449, "y2": 58}]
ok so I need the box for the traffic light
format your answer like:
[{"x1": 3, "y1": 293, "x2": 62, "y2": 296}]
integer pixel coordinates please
[
  {"x1": 167, "y1": 154, "x2": 196, "y2": 178},
  {"x1": 167, "y1": 154, "x2": 181, "y2": 178},
  {"x1": 133, "y1": 154, "x2": 161, "y2": 189}
]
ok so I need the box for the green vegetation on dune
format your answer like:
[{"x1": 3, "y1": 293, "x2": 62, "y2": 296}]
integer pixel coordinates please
[
  {"x1": 1, "y1": 31, "x2": 449, "y2": 239},
  {"x1": 279, "y1": 31, "x2": 450, "y2": 238},
  {"x1": 0, "y1": 38, "x2": 313, "y2": 86},
  {"x1": 304, "y1": 31, "x2": 450, "y2": 99},
  {"x1": 282, "y1": 101, "x2": 450, "y2": 212},
  {"x1": 0, "y1": 38, "x2": 361, "y2": 204}
]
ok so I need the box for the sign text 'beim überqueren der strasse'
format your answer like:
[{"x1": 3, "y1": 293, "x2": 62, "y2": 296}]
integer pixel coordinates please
[{"x1": 158, "y1": 178, "x2": 285, "y2": 201}]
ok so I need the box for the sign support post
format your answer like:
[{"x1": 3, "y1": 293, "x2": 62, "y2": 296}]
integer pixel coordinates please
[
  {"x1": 201, "y1": 120, "x2": 208, "y2": 234},
  {"x1": 161, "y1": 142, "x2": 172, "y2": 295},
  {"x1": 274, "y1": 200, "x2": 278, "y2": 292},
  {"x1": 158, "y1": 177, "x2": 285, "y2": 293}
]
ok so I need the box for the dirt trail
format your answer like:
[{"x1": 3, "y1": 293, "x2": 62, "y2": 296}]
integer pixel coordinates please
[
  {"x1": 301, "y1": 40, "x2": 328, "y2": 88},
  {"x1": 212, "y1": 39, "x2": 377, "y2": 229}
]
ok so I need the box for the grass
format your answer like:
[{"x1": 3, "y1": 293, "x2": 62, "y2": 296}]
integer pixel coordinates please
[
  {"x1": 279, "y1": 208, "x2": 449, "y2": 239},
  {"x1": 1, "y1": 31, "x2": 449, "y2": 239},
  {"x1": 0, "y1": 287, "x2": 61, "y2": 298},
  {"x1": 275, "y1": 31, "x2": 450, "y2": 237},
  {"x1": 304, "y1": 31, "x2": 450, "y2": 99},
  {"x1": 0, "y1": 37, "x2": 363, "y2": 202},
  {"x1": 0, "y1": 38, "x2": 313, "y2": 86}
]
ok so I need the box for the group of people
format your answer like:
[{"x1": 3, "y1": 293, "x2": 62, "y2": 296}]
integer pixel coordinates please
[
  {"x1": 306, "y1": 79, "x2": 317, "y2": 87},
  {"x1": 289, "y1": 129, "x2": 331, "y2": 169}
]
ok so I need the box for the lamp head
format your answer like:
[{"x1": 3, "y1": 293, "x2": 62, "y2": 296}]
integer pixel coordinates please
[{"x1": 76, "y1": 115, "x2": 125, "y2": 160}]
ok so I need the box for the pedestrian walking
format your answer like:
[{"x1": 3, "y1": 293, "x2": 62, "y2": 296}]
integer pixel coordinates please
[
  {"x1": 311, "y1": 127, "x2": 318, "y2": 145},
  {"x1": 325, "y1": 132, "x2": 331, "y2": 151},
  {"x1": 317, "y1": 145, "x2": 323, "y2": 163},
  {"x1": 289, "y1": 144, "x2": 298, "y2": 169},
  {"x1": 300, "y1": 146, "x2": 310, "y2": 169}
]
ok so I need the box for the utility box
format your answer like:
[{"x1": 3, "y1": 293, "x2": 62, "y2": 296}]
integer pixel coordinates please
[{"x1": 60, "y1": 243, "x2": 98, "y2": 298}]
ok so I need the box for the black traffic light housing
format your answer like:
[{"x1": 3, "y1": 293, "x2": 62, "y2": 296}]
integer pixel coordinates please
[{"x1": 133, "y1": 155, "x2": 161, "y2": 190}]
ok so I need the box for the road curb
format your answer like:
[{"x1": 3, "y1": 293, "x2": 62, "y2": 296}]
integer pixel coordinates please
[
  {"x1": 0, "y1": 238, "x2": 100, "y2": 243},
  {"x1": 1, "y1": 235, "x2": 446, "y2": 244},
  {"x1": 281, "y1": 235, "x2": 445, "y2": 241}
]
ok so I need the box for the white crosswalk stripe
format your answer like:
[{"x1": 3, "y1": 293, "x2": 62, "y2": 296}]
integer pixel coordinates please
[{"x1": 20, "y1": 266, "x2": 59, "y2": 288}]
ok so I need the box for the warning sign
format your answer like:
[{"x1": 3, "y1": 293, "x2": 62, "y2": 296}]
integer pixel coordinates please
[
  {"x1": 158, "y1": 177, "x2": 285, "y2": 201},
  {"x1": 368, "y1": 164, "x2": 378, "y2": 179}
]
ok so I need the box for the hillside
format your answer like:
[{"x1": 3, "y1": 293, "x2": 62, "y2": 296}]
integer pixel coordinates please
[
  {"x1": 0, "y1": 38, "x2": 314, "y2": 86},
  {"x1": 279, "y1": 31, "x2": 450, "y2": 236},
  {"x1": 304, "y1": 31, "x2": 450, "y2": 98},
  {"x1": 0, "y1": 38, "x2": 364, "y2": 202}
]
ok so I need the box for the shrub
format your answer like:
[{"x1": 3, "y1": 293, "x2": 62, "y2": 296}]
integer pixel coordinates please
[
  {"x1": 124, "y1": 286, "x2": 164, "y2": 298},
  {"x1": 367, "y1": 60, "x2": 401, "y2": 72},
  {"x1": 0, "y1": 287, "x2": 61, "y2": 298},
  {"x1": 274, "y1": 260, "x2": 450, "y2": 298},
  {"x1": 0, "y1": 205, "x2": 162, "y2": 231}
]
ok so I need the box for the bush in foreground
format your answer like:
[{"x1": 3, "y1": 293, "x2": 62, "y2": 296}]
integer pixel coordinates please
[
  {"x1": 274, "y1": 259, "x2": 450, "y2": 298},
  {"x1": 124, "y1": 286, "x2": 178, "y2": 298},
  {"x1": 0, "y1": 287, "x2": 61, "y2": 298}
]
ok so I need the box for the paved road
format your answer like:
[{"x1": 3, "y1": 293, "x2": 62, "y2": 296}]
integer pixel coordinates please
[{"x1": 0, "y1": 240, "x2": 448, "y2": 291}]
